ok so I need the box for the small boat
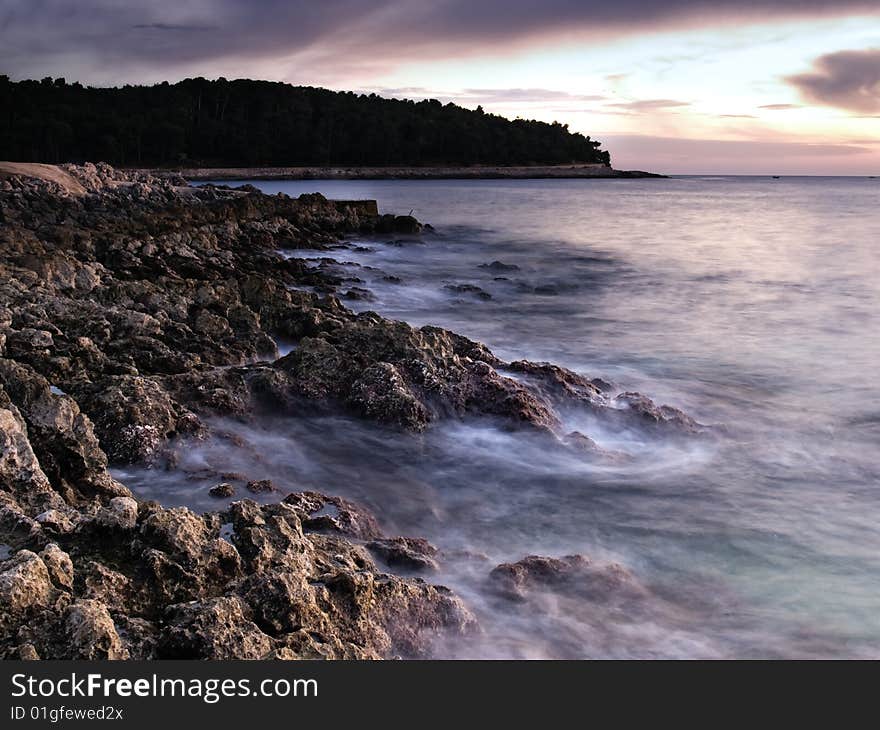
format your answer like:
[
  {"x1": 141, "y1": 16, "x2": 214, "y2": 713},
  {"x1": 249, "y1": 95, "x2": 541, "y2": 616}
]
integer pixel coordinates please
[{"x1": 772, "y1": 175, "x2": 781, "y2": 179}]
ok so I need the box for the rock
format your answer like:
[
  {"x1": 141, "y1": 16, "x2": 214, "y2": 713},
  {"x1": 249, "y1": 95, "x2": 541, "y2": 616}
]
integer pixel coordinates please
[
  {"x1": 63, "y1": 599, "x2": 129, "y2": 660},
  {"x1": 488, "y1": 554, "x2": 645, "y2": 603},
  {"x1": 0, "y1": 398, "x2": 61, "y2": 514},
  {"x1": 0, "y1": 359, "x2": 130, "y2": 501},
  {"x1": 209, "y1": 482, "x2": 236, "y2": 498},
  {"x1": 478, "y1": 260, "x2": 520, "y2": 272},
  {"x1": 611, "y1": 392, "x2": 699, "y2": 433},
  {"x1": 342, "y1": 287, "x2": 375, "y2": 302},
  {"x1": 35, "y1": 509, "x2": 75, "y2": 534},
  {"x1": 6, "y1": 328, "x2": 53, "y2": 353},
  {"x1": 284, "y1": 491, "x2": 382, "y2": 540},
  {"x1": 39, "y1": 543, "x2": 73, "y2": 590},
  {"x1": 94, "y1": 496, "x2": 139, "y2": 531},
  {"x1": 444, "y1": 283, "x2": 492, "y2": 300},
  {"x1": 245, "y1": 479, "x2": 276, "y2": 494},
  {"x1": 16, "y1": 643, "x2": 40, "y2": 660},
  {"x1": 0, "y1": 550, "x2": 53, "y2": 612},
  {"x1": 78, "y1": 376, "x2": 202, "y2": 465},
  {"x1": 367, "y1": 537, "x2": 439, "y2": 572},
  {"x1": 159, "y1": 597, "x2": 274, "y2": 660}
]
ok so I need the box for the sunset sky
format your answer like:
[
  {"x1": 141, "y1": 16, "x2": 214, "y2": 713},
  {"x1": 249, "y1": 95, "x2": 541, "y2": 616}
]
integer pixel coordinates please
[{"x1": 2, "y1": 1, "x2": 879, "y2": 173}]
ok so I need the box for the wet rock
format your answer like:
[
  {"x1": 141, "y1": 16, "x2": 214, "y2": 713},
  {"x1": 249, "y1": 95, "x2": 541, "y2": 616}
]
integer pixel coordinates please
[
  {"x1": 78, "y1": 376, "x2": 203, "y2": 465},
  {"x1": 283, "y1": 492, "x2": 382, "y2": 540},
  {"x1": 367, "y1": 537, "x2": 439, "y2": 572},
  {"x1": 276, "y1": 316, "x2": 558, "y2": 432},
  {"x1": 348, "y1": 362, "x2": 430, "y2": 429},
  {"x1": 209, "y1": 482, "x2": 236, "y2": 498},
  {"x1": 376, "y1": 214, "x2": 422, "y2": 235},
  {"x1": 479, "y1": 260, "x2": 520, "y2": 272},
  {"x1": 611, "y1": 392, "x2": 699, "y2": 433},
  {"x1": 343, "y1": 287, "x2": 375, "y2": 302},
  {"x1": 245, "y1": 479, "x2": 277, "y2": 494},
  {"x1": 489, "y1": 554, "x2": 645, "y2": 603},
  {"x1": 444, "y1": 283, "x2": 492, "y2": 300}
]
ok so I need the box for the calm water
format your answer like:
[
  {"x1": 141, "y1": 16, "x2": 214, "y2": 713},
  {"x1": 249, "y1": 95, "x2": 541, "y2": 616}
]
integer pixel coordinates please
[{"x1": 125, "y1": 176, "x2": 880, "y2": 658}]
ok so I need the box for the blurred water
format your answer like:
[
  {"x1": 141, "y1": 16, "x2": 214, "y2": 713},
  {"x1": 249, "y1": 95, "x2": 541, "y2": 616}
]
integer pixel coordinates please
[{"x1": 124, "y1": 176, "x2": 880, "y2": 658}]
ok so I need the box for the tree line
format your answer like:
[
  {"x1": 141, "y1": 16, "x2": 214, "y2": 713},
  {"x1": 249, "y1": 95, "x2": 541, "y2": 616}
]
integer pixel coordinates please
[{"x1": 0, "y1": 75, "x2": 611, "y2": 168}]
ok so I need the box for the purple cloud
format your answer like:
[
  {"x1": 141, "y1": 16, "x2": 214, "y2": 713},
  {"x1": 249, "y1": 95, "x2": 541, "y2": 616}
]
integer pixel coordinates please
[
  {"x1": 787, "y1": 49, "x2": 880, "y2": 113},
  {"x1": 1, "y1": 1, "x2": 879, "y2": 84}
]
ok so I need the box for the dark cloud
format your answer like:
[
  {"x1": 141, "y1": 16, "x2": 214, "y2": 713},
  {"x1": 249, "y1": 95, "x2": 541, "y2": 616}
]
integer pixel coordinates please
[
  {"x1": 787, "y1": 49, "x2": 880, "y2": 113},
  {"x1": 1, "y1": 1, "x2": 878, "y2": 84},
  {"x1": 758, "y1": 103, "x2": 801, "y2": 110},
  {"x1": 131, "y1": 24, "x2": 216, "y2": 32}
]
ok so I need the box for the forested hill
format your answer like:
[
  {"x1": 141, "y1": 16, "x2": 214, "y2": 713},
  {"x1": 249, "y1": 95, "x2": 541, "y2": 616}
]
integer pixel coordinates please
[{"x1": 0, "y1": 76, "x2": 611, "y2": 168}]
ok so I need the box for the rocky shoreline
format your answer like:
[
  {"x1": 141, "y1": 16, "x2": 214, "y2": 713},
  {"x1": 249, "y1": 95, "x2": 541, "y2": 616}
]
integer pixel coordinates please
[
  {"x1": 147, "y1": 164, "x2": 666, "y2": 181},
  {"x1": 0, "y1": 162, "x2": 697, "y2": 659}
]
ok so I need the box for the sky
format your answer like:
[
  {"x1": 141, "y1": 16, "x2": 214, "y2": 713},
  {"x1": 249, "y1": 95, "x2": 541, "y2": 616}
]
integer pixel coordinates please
[{"x1": 1, "y1": 1, "x2": 879, "y2": 174}]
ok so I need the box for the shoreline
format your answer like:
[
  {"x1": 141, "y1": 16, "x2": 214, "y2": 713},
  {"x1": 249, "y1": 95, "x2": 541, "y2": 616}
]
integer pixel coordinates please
[
  {"x1": 144, "y1": 163, "x2": 666, "y2": 181},
  {"x1": 0, "y1": 162, "x2": 694, "y2": 660}
]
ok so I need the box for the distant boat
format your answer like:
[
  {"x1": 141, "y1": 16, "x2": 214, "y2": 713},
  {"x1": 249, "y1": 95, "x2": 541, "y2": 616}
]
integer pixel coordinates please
[{"x1": 772, "y1": 175, "x2": 781, "y2": 179}]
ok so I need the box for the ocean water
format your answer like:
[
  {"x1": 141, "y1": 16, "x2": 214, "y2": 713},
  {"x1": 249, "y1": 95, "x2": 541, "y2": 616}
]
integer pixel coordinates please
[{"x1": 124, "y1": 176, "x2": 880, "y2": 658}]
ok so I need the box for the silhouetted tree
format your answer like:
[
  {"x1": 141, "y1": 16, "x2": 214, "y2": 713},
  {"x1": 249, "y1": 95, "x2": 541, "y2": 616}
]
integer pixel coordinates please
[{"x1": 0, "y1": 76, "x2": 611, "y2": 168}]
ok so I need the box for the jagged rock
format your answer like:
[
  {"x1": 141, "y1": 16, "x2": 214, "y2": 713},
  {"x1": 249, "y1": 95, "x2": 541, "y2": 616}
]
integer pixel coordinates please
[
  {"x1": 16, "y1": 643, "x2": 40, "y2": 660},
  {"x1": 209, "y1": 482, "x2": 236, "y2": 498},
  {"x1": 63, "y1": 599, "x2": 129, "y2": 660},
  {"x1": 0, "y1": 550, "x2": 53, "y2": 612},
  {"x1": 367, "y1": 537, "x2": 439, "y2": 572},
  {"x1": 160, "y1": 597, "x2": 274, "y2": 660},
  {"x1": 479, "y1": 260, "x2": 520, "y2": 272},
  {"x1": 0, "y1": 359, "x2": 130, "y2": 501},
  {"x1": 77, "y1": 376, "x2": 203, "y2": 465},
  {"x1": 283, "y1": 491, "x2": 382, "y2": 540},
  {"x1": 245, "y1": 479, "x2": 277, "y2": 494},
  {"x1": 489, "y1": 554, "x2": 645, "y2": 603},
  {"x1": 93, "y1": 496, "x2": 139, "y2": 531},
  {"x1": 39, "y1": 543, "x2": 73, "y2": 590},
  {"x1": 35, "y1": 509, "x2": 75, "y2": 534},
  {"x1": 444, "y1": 283, "x2": 492, "y2": 300}
]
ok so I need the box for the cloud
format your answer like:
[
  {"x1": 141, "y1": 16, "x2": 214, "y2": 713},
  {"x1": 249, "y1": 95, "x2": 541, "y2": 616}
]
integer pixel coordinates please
[
  {"x1": 758, "y1": 103, "x2": 801, "y2": 110},
  {"x1": 786, "y1": 49, "x2": 880, "y2": 113},
  {"x1": 717, "y1": 113, "x2": 757, "y2": 118},
  {"x1": 606, "y1": 98, "x2": 690, "y2": 112},
  {"x1": 461, "y1": 88, "x2": 605, "y2": 103},
  {"x1": 1, "y1": 1, "x2": 879, "y2": 84},
  {"x1": 368, "y1": 87, "x2": 607, "y2": 109}
]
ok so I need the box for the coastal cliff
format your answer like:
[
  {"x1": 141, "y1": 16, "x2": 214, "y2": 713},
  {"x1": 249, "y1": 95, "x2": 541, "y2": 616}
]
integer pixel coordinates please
[{"x1": 0, "y1": 163, "x2": 696, "y2": 659}]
